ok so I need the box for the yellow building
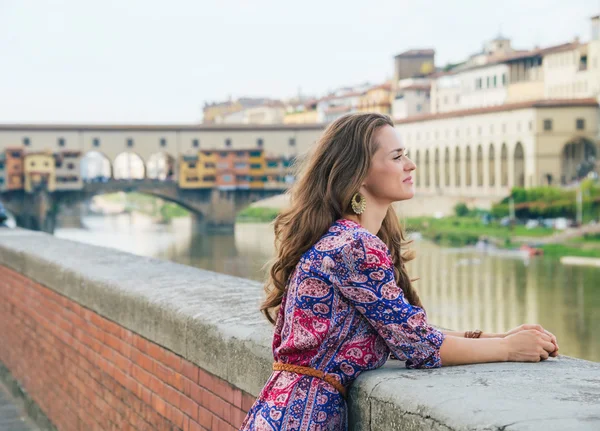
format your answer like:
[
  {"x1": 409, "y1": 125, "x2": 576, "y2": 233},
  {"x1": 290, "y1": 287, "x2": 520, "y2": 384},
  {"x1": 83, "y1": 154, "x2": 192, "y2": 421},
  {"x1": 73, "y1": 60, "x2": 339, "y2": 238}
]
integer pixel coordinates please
[
  {"x1": 248, "y1": 150, "x2": 266, "y2": 189},
  {"x1": 284, "y1": 99, "x2": 320, "y2": 124},
  {"x1": 264, "y1": 156, "x2": 287, "y2": 189},
  {"x1": 178, "y1": 153, "x2": 201, "y2": 189},
  {"x1": 24, "y1": 151, "x2": 56, "y2": 193},
  {"x1": 197, "y1": 151, "x2": 217, "y2": 188},
  {"x1": 358, "y1": 83, "x2": 392, "y2": 114}
]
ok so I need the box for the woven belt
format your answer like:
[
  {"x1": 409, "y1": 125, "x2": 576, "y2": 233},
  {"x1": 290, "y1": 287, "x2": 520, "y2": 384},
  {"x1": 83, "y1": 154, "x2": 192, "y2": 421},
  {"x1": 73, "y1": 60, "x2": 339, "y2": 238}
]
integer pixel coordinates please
[{"x1": 272, "y1": 362, "x2": 347, "y2": 399}]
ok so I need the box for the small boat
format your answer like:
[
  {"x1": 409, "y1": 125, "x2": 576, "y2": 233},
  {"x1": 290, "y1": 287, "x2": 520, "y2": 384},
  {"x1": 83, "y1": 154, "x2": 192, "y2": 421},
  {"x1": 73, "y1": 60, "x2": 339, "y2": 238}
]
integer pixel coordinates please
[{"x1": 520, "y1": 244, "x2": 544, "y2": 256}]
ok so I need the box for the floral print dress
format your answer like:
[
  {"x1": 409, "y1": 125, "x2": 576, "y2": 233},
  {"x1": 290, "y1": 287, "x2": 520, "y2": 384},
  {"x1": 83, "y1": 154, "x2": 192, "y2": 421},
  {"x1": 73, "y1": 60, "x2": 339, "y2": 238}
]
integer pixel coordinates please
[{"x1": 240, "y1": 219, "x2": 446, "y2": 431}]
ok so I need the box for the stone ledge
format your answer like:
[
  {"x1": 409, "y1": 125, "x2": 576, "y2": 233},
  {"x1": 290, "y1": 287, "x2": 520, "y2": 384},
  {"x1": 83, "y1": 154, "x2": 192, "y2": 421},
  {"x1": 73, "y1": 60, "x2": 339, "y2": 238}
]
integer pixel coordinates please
[{"x1": 1, "y1": 228, "x2": 599, "y2": 430}]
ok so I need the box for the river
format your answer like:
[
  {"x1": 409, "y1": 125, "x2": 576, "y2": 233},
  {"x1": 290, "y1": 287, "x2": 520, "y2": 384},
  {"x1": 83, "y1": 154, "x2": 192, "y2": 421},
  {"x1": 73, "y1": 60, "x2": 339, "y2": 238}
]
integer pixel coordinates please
[{"x1": 55, "y1": 213, "x2": 600, "y2": 363}]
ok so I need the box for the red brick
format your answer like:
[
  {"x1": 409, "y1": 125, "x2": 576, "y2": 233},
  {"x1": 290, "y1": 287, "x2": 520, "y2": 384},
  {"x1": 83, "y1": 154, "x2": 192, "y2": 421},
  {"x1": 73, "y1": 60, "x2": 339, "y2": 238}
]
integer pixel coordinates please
[
  {"x1": 162, "y1": 349, "x2": 183, "y2": 372},
  {"x1": 180, "y1": 394, "x2": 199, "y2": 421},
  {"x1": 181, "y1": 359, "x2": 199, "y2": 383},
  {"x1": 213, "y1": 415, "x2": 236, "y2": 431},
  {"x1": 151, "y1": 393, "x2": 167, "y2": 418},
  {"x1": 241, "y1": 392, "x2": 256, "y2": 412},
  {"x1": 165, "y1": 401, "x2": 185, "y2": 429},
  {"x1": 133, "y1": 334, "x2": 148, "y2": 353},
  {"x1": 198, "y1": 406, "x2": 212, "y2": 429}
]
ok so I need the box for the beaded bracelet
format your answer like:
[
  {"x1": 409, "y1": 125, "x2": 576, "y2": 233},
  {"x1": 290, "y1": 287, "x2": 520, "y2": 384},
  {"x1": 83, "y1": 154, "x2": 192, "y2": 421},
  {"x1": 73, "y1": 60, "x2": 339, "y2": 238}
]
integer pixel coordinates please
[{"x1": 464, "y1": 329, "x2": 483, "y2": 338}]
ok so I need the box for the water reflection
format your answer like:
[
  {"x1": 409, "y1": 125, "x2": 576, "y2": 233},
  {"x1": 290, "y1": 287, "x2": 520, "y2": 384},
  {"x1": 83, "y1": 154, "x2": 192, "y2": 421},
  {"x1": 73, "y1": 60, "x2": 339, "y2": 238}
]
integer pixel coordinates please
[{"x1": 55, "y1": 213, "x2": 600, "y2": 362}]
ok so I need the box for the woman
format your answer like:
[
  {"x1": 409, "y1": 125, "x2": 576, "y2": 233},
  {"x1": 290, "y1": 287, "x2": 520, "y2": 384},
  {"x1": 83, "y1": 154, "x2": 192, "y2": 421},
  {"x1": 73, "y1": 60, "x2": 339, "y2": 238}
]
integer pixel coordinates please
[{"x1": 240, "y1": 113, "x2": 559, "y2": 431}]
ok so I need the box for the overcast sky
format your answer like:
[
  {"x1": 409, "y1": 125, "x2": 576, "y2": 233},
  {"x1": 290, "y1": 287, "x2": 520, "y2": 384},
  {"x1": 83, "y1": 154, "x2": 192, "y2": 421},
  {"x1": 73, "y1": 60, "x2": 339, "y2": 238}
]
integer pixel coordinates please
[{"x1": 1, "y1": 0, "x2": 598, "y2": 123}]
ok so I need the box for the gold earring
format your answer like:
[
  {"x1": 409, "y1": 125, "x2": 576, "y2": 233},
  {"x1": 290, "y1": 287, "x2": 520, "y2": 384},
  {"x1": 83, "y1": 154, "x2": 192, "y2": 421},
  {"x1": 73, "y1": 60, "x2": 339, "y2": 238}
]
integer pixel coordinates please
[{"x1": 351, "y1": 193, "x2": 366, "y2": 214}]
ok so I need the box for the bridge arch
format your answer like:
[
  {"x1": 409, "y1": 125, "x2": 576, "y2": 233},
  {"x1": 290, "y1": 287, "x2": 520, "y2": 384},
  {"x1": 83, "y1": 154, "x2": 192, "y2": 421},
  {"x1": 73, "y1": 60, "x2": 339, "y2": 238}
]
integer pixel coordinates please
[
  {"x1": 147, "y1": 152, "x2": 176, "y2": 181},
  {"x1": 513, "y1": 142, "x2": 525, "y2": 188},
  {"x1": 81, "y1": 151, "x2": 113, "y2": 180},
  {"x1": 561, "y1": 137, "x2": 597, "y2": 184},
  {"x1": 114, "y1": 152, "x2": 146, "y2": 180},
  {"x1": 489, "y1": 143, "x2": 495, "y2": 187},
  {"x1": 500, "y1": 143, "x2": 508, "y2": 187}
]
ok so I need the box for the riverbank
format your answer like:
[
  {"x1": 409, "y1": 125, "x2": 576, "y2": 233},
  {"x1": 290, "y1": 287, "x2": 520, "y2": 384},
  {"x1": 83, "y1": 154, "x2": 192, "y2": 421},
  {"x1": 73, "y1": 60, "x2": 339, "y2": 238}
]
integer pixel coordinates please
[{"x1": 236, "y1": 206, "x2": 600, "y2": 258}]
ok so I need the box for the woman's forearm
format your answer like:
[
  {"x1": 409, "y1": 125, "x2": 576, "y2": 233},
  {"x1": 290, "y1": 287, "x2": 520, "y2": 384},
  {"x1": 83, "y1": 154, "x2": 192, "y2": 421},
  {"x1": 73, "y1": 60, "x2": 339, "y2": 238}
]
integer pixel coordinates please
[{"x1": 439, "y1": 335, "x2": 508, "y2": 366}]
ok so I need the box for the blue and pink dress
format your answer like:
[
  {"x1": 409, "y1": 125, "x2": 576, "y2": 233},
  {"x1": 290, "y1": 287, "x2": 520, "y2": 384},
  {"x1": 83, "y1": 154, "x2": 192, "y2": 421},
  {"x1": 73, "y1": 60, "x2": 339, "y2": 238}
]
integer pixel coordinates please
[{"x1": 240, "y1": 218, "x2": 446, "y2": 431}]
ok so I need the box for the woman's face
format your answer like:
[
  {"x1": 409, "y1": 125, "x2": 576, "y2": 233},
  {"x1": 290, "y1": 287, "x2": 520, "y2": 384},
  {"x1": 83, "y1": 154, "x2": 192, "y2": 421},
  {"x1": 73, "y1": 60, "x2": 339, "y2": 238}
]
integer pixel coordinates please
[{"x1": 362, "y1": 125, "x2": 416, "y2": 203}]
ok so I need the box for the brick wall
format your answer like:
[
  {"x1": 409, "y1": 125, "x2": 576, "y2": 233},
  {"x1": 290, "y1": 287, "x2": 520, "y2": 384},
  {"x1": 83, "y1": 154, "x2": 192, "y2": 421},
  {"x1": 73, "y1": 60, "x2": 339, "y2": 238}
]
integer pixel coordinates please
[{"x1": 0, "y1": 264, "x2": 255, "y2": 431}]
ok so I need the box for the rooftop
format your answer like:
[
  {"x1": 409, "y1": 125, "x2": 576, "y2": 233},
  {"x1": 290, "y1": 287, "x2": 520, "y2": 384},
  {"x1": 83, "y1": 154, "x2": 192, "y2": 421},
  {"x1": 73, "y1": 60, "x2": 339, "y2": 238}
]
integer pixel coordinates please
[{"x1": 394, "y1": 98, "x2": 599, "y2": 124}]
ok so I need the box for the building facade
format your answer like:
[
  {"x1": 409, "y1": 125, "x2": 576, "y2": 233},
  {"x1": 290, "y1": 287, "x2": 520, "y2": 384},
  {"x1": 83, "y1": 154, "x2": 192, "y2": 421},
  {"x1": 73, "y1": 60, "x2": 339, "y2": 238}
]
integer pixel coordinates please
[
  {"x1": 24, "y1": 151, "x2": 56, "y2": 193},
  {"x1": 396, "y1": 99, "x2": 598, "y2": 208},
  {"x1": 54, "y1": 150, "x2": 82, "y2": 190}
]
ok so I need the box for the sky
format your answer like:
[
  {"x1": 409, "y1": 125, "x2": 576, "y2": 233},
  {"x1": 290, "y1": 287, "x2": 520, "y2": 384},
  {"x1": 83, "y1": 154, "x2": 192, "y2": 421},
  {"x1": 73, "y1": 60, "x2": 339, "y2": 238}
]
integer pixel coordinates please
[{"x1": 1, "y1": 0, "x2": 599, "y2": 124}]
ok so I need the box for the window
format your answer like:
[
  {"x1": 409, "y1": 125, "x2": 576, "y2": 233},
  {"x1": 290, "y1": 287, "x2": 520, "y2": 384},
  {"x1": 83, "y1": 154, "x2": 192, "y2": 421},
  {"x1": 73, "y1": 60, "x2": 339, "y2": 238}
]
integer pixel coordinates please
[
  {"x1": 23, "y1": 137, "x2": 30, "y2": 146},
  {"x1": 160, "y1": 138, "x2": 166, "y2": 147},
  {"x1": 58, "y1": 138, "x2": 65, "y2": 147},
  {"x1": 486, "y1": 77, "x2": 490, "y2": 88},
  {"x1": 257, "y1": 138, "x2": 264, "y2": 147},
  {"x1": 236, "y1": 151, "x2": 245, "y2": 157},
  {"x1": 220, "y1": 152, "x2": 228, "y2": 158},
  {"x1": 30, "y1": 161, "x2": 36, "y2": 167},
  {"x1": 416, "y1": 104, "x2": 422, "y2": 112},
  {"x1": 225, "y1": 138, "x2": 232, "y2": 147},
  {"x1": 0, "y1": 162, "x2": 4, "y2": 169},
  {"x1": 222, "y1": 175, "x2": 233, "y2": 182},
  {"x1": 529, "y1": 121, "x2": 533, "y2": 131},
  {"x1": 502, "y1": 73, "x2": 507, "y2": 86},
  {"x1": 193, "y1": 139, "x2": 199, "y2": 148},
  {"x1": 93, "y1": 138, "x2": 100, "y2": 147},
  {"x1": 55, "y1": 160, "x2": 63, "y2": 168},
  {"x1": 543, "y1": 119, "x2": 553, "y2": 131},
  {"x1": 234, "y1": 163, "x2": 248, "y2": 169},
  {"x1": 493, "y1": 76, "x2": 497, "y2": 87},
  {"x1": 188, "y1": 163, "x2": 196, "y2": 168},
  {"x1": 576, "y1": 118, "x2": 585, "y2": 130},
  {"x1": 250, "y1": 163, "x2": 262, "y2": 169},
  {"x1": 0, "y1": 178, "x2": 4, "y2": 184},
  {"x1": 203, "y1": 176, "x2": 215, "y2": 181},
  {"x1": 127, "y1": 138, "x2": 134, "y2": 147},
  {"x1": 205, "y1": 163, "x2": 215, "y2": 168},
  {"x1": 289, "y1": 138, "x2": 296, "y2": 147},
  {"x1": 67, "y1": 163, "x2": 75, "y2": 170},
  {"x1": 249, "y1": 151, "x2": 261, "y2": 157}
]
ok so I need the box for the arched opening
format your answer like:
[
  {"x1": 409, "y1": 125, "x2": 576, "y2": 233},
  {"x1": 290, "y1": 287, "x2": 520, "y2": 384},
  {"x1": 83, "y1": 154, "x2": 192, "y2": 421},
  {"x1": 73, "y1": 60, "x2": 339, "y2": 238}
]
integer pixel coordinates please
[
  {"x1": 424, "y1": 150, "x2": 430, "y2": 187},
  {"x1": 434, "y1": 148, "x2": 440, "y2": 188},
  {"x1": 147, "y1": 152, "x2": 175, "y2": 181},
  {"x1": 514, "y1": 142, "x2": 525, "y2": 188},
  {"x1": 444, "y1": 147, "x2": 450, "y2": 186},
  {"x1": 114, "y1": 152, "x2": 146, "y2": 180},
  {"x1": 465, "y1": 146, "x2": 472, "y2": 186},
  {"x1": 489, "y1": 144, "x2": 495, "y2": 187},
  {"x1": 561, "y1": 137, "x2": 597, "y2": 185},
  {"x1": 415, "y1": 150, "x2": 421, "y2": 187},
  {"x1": 81, "y1": 151, "x2": 112, "y2": 182},
  {"x1": 500, "y1": 143, "x2": 508, "y2": 187},
  {"x1": 476, "y1": 144, "x2": 483, "y2": 187},
  {"x1": 454, "y1": 147, "x2": 461, "y2": 187}
]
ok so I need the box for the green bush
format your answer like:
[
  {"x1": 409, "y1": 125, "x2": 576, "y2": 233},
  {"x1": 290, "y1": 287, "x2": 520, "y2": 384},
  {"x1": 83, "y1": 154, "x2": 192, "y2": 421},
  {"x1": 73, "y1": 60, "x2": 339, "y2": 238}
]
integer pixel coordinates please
[{"x1": 454, "y1": 203, "x2": 469, "y2": 217}]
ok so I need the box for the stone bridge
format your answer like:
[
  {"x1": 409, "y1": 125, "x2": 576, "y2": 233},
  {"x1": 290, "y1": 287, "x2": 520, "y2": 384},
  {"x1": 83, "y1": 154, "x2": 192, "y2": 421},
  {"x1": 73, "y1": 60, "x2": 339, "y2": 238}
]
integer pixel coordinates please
[{"x1": 0, "y1": 179, "x2": 285, "y2": 233}]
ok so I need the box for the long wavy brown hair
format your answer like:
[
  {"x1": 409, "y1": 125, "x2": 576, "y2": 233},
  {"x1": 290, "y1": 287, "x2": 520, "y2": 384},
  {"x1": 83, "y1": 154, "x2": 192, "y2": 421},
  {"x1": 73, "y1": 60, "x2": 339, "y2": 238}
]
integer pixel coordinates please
[{"x1": 261, "y1": 112, "x2": 423, "y2": 324}]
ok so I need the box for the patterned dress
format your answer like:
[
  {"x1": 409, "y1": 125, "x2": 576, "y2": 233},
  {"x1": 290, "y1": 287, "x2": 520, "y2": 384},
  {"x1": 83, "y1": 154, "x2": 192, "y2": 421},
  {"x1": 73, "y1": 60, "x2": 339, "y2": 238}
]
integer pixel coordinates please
[{"x1": 240, "y1": 218, "x2": 446, "y2": 431}]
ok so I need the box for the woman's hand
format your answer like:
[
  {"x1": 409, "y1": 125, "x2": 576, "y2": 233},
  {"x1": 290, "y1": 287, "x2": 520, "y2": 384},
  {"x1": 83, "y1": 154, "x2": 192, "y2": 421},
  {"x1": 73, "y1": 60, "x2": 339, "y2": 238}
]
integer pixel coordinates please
[
  {"x1": 503, "y1": 324, "x2": 559, "y2": 357},
  {"x1": 502, "y1": 329, "x2": 557, "y2": 362}
]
